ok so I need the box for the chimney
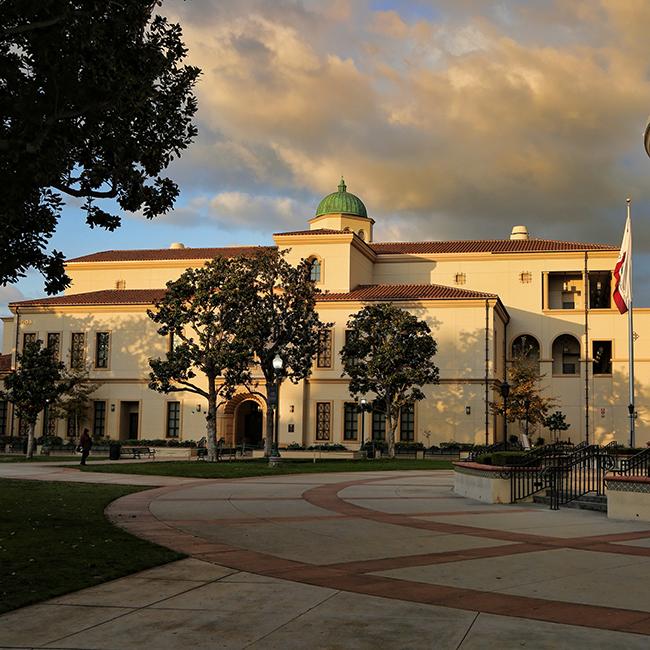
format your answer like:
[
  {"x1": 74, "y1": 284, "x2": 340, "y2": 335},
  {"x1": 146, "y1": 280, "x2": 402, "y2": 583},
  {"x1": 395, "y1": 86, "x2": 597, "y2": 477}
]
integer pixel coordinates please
[{"x1": 510, "y1": 225, "x2": 529, "y2": 241}]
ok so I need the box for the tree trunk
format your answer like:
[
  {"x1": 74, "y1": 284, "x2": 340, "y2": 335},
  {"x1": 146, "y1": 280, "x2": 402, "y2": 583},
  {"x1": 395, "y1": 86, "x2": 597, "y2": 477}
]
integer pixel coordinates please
[
  {"x1": 206, "y1": 381, "x2": 218, "y2": 462},
  {"x1": 26, "y1": 422, "x2": 36, "y2": 459},
  {"x1": 386, "y1": 406, "x2": 398, "y2": 458}
]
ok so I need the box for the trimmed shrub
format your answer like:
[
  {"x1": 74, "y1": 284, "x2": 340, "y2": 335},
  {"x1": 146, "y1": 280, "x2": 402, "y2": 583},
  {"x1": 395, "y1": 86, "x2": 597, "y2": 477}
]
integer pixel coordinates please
[{"x1": 476, "y1": 451, "x2": 535, "y2": 467}]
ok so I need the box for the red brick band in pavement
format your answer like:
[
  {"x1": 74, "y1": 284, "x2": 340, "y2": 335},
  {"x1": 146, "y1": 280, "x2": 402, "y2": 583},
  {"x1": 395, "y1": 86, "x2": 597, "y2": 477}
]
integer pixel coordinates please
[{"x1": 107, "y1": 475, "x2": 650, "y2": 637}]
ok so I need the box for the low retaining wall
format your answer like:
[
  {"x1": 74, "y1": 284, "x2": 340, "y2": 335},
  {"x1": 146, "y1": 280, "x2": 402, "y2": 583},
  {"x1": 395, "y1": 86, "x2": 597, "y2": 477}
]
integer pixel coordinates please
[
  {"x1": 606, "y1": 475, "x2": 650, "y2": 522},
  {"x1": 251, "y1": 450, "x2": 365, "y2": 460},
  {"x1": 453, "y1": 462, "x2": 513, "y2": 504}
]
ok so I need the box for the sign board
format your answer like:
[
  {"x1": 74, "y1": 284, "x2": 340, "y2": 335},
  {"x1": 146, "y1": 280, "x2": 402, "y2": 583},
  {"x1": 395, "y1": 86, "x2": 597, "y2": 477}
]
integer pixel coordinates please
[{"x1": 268, "y1": 384, "x2": 278, "y2": 407}]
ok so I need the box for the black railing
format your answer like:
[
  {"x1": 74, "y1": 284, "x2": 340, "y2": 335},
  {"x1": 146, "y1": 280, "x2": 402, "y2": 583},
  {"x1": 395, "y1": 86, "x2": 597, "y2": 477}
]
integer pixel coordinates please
[
  {"x1": 509, "y1": 442, "x2": 576, "y2": 503},
  {"x1": 467, "y1": 442, "x2": 506, "y2": 461},
  {"x1": 544, "y1": 446, "x2": 615, "y2": 510},
  {"x1": 510, "y1": 443, "x2": 615, "y2": 509},
  {"x1": 611, "y1": 447, "x2": 650, "y2": 477}
]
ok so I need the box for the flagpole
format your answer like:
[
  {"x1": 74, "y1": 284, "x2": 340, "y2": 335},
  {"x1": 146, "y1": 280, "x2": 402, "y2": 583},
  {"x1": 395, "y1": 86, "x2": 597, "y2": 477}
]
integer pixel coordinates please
[{"x1": 627, "y1": 198, "x2": 635, "y2": 448}]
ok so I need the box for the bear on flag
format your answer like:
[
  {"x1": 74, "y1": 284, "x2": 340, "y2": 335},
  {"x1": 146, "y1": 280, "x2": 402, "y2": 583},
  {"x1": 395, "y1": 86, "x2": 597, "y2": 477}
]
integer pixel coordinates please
[{"x1": 613, "y1": 213, "x2": 632, "y2": 314}]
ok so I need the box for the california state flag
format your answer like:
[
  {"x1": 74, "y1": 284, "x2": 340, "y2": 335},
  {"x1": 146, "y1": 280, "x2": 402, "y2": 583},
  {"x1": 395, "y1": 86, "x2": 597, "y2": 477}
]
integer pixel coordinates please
[{"x1": 613, "y1": 214, "x2": 632, "y2": 314}]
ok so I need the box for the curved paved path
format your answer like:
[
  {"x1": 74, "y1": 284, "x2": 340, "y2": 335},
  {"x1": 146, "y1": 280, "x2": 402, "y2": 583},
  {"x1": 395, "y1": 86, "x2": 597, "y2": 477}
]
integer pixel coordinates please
[
  {"x1": 4, "y1": 468, "x2": 650, "y2": 648},
  {"x1": 109, "y1": 470, "x2": 650, "y2": 647}
]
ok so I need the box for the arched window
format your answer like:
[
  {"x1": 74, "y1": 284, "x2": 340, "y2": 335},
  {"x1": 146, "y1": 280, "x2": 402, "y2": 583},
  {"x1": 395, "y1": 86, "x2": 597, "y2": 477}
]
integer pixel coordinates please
[
  {"x1": 308, "y1": 257, "x2": 321, "y2": 283},
  {"x1": 357, "y1": 229, "x2": 365, "y2": 240},
  {"x1": 552, "y1": 334, "x2": 580, "y2": 376},
  {"x1": 511, "y1": 335, "x2": 540, "y2": 366}
]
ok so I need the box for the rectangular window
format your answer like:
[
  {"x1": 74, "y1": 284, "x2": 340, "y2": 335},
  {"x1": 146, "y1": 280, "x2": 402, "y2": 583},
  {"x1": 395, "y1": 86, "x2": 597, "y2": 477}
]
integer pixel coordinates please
[
  {"x1": 93, "y1": 401, "x2": 106, "y2": 437},
  {"x1": 317, "y1": 328, "x2": 333, "y2": 368},
  {"x1": 67, "y1": 417, "x2": 76, "y2": 438},
  {"x1": 0, "y1": 400, "x2": 7, "y2": 436},
  {"x1": 343, "y1": 402, "x2": 358, "y2": 440},
  {"x1": 547, "y1": 272, "x2": 583, "y2": 310},
  {"x1": 372, "y1": 402, "x2": 386, "y2": 441},
  {"x1": 42, "y1": 403, "x2": 52, "y2": 436},
  {"x1": 315, "y1": 402, "x2": 331, "y2": 440},
  {"x1": 343, "y1": 329, "x2": 358, "y2": 369},
  {"x1": 166, "y1": 401, "x2": 181, "y2": 438},
  {"x1": 22, "y1": 332, "x2": 36, "y2": 350},
  {"x1": 589, "y1": 271, "x2": 612, "y2": 309},
  {"x1": 95, "y1": 332, "x2": 110, "y2": 368},
  {"x1": 593, "y1": 341, "x2": 613, "y2": 375},
  {"x1": 70, "y1": 332, "x2": 85, "y2": 369},
  {"x1": 47, "y1": 333, "x2": 61, "y2": 361},
  {"x1": 400, "y1": 404, "x2": 415, "y2": 441}
]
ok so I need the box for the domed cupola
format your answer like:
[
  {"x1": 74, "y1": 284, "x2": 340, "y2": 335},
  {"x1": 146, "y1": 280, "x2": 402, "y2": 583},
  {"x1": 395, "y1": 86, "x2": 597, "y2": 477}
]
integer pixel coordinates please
[
  {"x1": 316, "y1": 178, "x2": 367, "y2": 218},
  {"x1": 310, "y1": 178, "x2": 374, "y2": 241}
]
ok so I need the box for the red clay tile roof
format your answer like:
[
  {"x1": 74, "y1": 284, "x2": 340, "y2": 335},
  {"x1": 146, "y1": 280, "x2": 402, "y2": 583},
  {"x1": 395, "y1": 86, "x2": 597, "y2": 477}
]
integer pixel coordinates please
[
  {"x1": 0, "y1": 354, "x2": 12, "y2": 372},
  {"x1": 10, "y1": 284, "x2": 495, "y2": 309},
  {"x1": 316, "y1": 284, "x2": 497, "y2": 302},
  {"x1": 10, "y1": 289, "x2": 166, "y2": 308},
  {"x1": 67, "y1": 246, "x2": 273, "y2": 263},
  {"x1": 370, "y1": 239, "x2": 618, "y2": 255},
  {"x1": 274, "y1": 228, "x2": 348, "y2": 236}
]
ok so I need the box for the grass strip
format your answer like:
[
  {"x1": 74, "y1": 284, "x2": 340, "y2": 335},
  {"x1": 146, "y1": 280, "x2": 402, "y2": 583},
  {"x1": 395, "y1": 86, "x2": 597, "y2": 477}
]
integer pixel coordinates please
[
  {"x1": 77, "y1": 457, "x2": 454, "y2": 478},
  {"x1": 0, "y1": 479, "x2": 183, "y2": 614}
]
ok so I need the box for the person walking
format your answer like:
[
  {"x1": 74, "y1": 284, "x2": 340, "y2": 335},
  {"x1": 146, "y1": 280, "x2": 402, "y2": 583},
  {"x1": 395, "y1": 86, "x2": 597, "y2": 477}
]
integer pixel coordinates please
[{"x1": 79, "y1": 428, "x2": 93, "y2": 466}]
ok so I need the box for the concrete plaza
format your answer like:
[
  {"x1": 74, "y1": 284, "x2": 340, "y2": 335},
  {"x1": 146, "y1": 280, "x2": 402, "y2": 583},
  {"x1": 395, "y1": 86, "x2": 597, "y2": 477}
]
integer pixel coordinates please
[{"x1": 2, "y1": 465, "x2": 650, "y2": 648}]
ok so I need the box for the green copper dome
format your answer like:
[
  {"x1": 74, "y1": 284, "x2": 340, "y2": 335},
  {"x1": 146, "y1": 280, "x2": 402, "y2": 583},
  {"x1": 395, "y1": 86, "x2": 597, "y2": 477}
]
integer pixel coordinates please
[{"x1": 315, "y1": 178, "x2": 367, "y2": 218}]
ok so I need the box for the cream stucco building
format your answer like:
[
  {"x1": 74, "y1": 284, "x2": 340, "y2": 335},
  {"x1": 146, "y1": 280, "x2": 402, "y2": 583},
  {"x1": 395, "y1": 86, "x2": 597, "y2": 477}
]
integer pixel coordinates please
[{"x1": 1, "y1": 180, "x2": 647, "y2": 448}]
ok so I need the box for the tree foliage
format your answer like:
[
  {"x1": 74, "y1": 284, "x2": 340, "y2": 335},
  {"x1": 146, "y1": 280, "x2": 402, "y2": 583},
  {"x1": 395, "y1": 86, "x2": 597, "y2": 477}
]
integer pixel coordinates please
[
  {"x1": 340, "y1": 303, "x2": 439, "y2": 458},
  {"x1": 544, "y1": 410, "x2": 570, "y2": 440},
  {"x1": 233, "y1": 249, "x2": 329, "y2": 455},
  {"x1": 2, "y1": 340, "x2": 66, "y2": 458},
  {"x1": 148, "y1": 257, "x2": 254, "y2": 461},
  {"x1": 0, "y1": 0, "x2": 200, "y2": 293},
  {"x1": 49, "y1": 364, "x2": 99, "y2": 438},
  {"x1": 491, "y1": 356, "x2": 556, "y2": 432}
]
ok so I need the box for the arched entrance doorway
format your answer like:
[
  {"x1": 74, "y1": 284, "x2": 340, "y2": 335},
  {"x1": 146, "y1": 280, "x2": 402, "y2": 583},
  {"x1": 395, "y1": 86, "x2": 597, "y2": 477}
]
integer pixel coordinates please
[{"x1": 235, "y1": 400, "x2": 264, "y2": 447}]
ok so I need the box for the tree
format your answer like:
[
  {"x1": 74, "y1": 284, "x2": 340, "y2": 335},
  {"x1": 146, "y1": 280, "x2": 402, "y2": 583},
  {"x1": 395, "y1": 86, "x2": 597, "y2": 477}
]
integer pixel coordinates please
[
  {"x1": 340, "y1": 303, "x2": 439, "y2": 458},
  {"x1": 148, "y1": 257, "x2": 254, "y2": 461},
  {"x1": 544, "y1": 410, "x2": 570, "y2": 442},
  {"x1": 0, "y1": 1, "x2": 200, "y2": 293},
  {"x1": 2, "y1": 340, "x2": 66, "y2": 458},
  {"x1": 491, "y1": 355, "x2": 556, "y2": 435},
  {"x1": 49, "y1": 365, "x2": 99, "y2": 439},
  {"x1": 234, "y1": 249, "x2": 328, "y2": 456}
]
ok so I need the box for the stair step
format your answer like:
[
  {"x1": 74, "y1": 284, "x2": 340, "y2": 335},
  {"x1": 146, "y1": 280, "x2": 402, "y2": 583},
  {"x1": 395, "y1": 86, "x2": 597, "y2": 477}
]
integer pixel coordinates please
[{"x1": 532, "y1": 493, "x2": 607, "y2": 512}]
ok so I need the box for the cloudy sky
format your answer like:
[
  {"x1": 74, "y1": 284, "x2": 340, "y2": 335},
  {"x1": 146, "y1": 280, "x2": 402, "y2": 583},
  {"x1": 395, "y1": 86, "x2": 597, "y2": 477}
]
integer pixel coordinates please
[{"x1": 5, "y1": 0, "x2": 650, "y2": 311}]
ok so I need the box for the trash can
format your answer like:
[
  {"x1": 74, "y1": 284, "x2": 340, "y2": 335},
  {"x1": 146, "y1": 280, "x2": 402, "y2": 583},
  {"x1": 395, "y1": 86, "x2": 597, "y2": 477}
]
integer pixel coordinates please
[
  {"x1": 365, "y1": 443, "x2": 375, "y2": 459},
  {"x1": 109, "y1": 442, "x2": 121, "y2": 460}
]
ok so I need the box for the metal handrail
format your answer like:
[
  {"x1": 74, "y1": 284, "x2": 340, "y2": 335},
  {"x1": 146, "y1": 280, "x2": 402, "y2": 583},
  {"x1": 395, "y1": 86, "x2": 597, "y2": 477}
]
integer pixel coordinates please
[
  {"x1": 611, "y1": 447, "x2": 650, "y2": 477},
  {"x1": 511, "y1": 443, "x2": 613, "y2": 508},
  {"x1": 544, "y1": 446, "x2": 615, "y2": 510}
]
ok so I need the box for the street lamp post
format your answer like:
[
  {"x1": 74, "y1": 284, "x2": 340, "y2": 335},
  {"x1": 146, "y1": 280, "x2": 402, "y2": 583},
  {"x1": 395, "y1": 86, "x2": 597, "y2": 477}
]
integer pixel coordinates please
[
  {"x1": 269, "y1": 353, "x2": 283, "y2": 465},
  {"x1": 358, "y1": 397, "x2": 369, "y2": 450},
  {"x1": 500, "y1": 380, "x2": 510, "y2": 444}
]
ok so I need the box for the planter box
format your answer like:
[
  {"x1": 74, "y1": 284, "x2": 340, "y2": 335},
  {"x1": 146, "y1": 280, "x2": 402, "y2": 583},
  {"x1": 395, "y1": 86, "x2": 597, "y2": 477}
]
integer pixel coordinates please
[
  {"x1": 453, "y1": 462, "x2": 514, "y2": 504},
  {"x1": 606, "y1": 475, "x2": 650, "y2": 522},
  {"x1": 251, "y1": 450, "x2": 365, "y2": 460},
  {"x1": 148, "y1": 447, "x2": 193, "y2": 460}
]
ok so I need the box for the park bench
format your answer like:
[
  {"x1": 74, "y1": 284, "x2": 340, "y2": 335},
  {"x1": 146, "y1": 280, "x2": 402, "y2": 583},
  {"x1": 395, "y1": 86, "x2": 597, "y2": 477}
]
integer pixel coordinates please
[{"x1": 121, "y1": 446, "x2": 156, "y2": 459}]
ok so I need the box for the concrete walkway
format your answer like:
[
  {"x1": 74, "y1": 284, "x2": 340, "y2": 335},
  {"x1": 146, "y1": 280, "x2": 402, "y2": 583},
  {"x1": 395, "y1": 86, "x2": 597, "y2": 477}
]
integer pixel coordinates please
[{"x1": 2, "y1": 467, "x2": 650, "y2": 648}]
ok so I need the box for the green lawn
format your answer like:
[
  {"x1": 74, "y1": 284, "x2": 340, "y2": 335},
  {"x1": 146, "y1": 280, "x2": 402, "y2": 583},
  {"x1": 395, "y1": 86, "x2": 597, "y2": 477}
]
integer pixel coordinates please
[
  {"x1": 0, "y1": 479, "x2": 183, "y2": 614},
  {"x1": 77, "y1": 457, "x2": 454, "y2": 478}
]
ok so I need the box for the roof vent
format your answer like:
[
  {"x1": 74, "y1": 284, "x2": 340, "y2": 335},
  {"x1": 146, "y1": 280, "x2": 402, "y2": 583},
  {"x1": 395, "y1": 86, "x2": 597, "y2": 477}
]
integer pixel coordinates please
[
  {"x1": 510, "y1": 225, "x2": 529, "y2": 241},
  {"x1": 169, "y1": 242, "x2": 186, "y2": 249}
]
